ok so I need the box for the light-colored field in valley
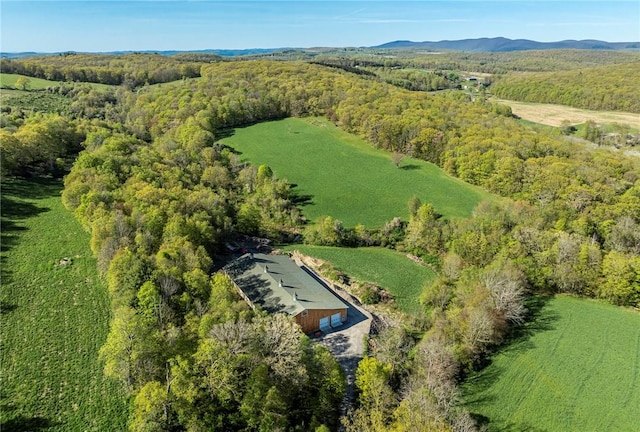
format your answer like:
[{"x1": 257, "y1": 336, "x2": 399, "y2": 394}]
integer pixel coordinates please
[{"x1": 492, "y1": 98, "x2": 640, "y2": 128}]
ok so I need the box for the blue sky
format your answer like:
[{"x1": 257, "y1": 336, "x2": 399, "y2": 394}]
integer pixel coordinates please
[{"x1": 1, "y1": 1, "x2": 638, "y2": 52}]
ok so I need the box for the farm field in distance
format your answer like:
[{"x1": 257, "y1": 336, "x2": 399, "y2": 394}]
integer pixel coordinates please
[
  {"x1": 463, "y1": 295, "x2": 640, "y2": 432},
  {"x1": 0, "y1": 73, "x2": 112, "y2": 91},
  {"x1": 223, "y1": 117, "x2": 493, "y2": 227},
  {"x1": 492, "y1": 97, "x2": 640, "y2": 129},
  {"x1": 1, "y1": 73, "x2": 67, "y2": 90},
  {"x1": 0, "y1": 179, "x2": 128, "y2": 431},
  {"x1": 283, "y1": 245, "x2": 436, "y2": 314}
]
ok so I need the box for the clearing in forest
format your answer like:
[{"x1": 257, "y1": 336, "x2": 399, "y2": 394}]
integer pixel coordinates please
[
  {"x1": 223, "y1": 117, "x2": 492, "y2": 227},
  {"x1": 283, "y1": 245, "x2": 436, "y2": 314},
  {"x1": 0, "y1": 179, "x2": 128, "y2": 431},
  {"x1": 463, "y1": 295, "x2": 640, "y2": 432},
  {"x1": 492, "y1": 97, "x2": 640, "y2": 129},
  {"x1": 0, "y1": 73, "x2": 112, "y2": 91},
  {"x1": 1, "y1": 73, "x2": 64, "y2": 90}
]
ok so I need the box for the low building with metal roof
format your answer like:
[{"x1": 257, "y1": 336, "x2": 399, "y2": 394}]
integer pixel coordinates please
[{"x1": 223, "y1": 252, "x2": 348, "y2": 333}]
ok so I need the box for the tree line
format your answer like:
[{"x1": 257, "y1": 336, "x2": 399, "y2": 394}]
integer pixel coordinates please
[
  {"x1": 491, "y1": 62, "x2": 640, "y2": 112},
  {"x1": 0, "y1": 53, "x2": 212, "y2": 88},
  {"x1": 313, "y1": 48, "x2": 640, "y2": 74}
]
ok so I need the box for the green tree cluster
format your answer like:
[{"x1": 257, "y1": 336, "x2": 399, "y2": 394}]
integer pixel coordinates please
[
  {"x1": 491, "y1": 62, "x2": 640, "y2": 112},
  {"x1": 1, "y1": 53, "x2": 207, "y2": 87},
  {"x1": 0, "y1": 112, "x2": 83, "y2": 177}
]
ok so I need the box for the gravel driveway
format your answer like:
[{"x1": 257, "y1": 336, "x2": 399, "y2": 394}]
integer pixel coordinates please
[{"x1": 316, "y1": 286, "x2": 372, "y2": 408}]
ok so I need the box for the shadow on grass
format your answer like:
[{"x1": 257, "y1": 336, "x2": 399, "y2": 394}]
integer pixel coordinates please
[
  {"x1": 215, "y1": 128, "x2": 237, "y2": 141},
  {"x1": 471, "y1": 296, "x2": 559, "y2": 373},
  {"x1": 0, "y1": 300, "x2": 18, "y2": 314},
  {"x1": 1, "y1": 416, "x2": 60, "y2": 432},
  {"x1": 1, "y1": 177, "x2": 62, "y2": 201},
  {"x1": 1, "y1": 391, "x2": 61, "y2": 432},
  {"x1": 471, "y1": 416, "x2": 548, "y2": 432},
  {"x1": 289, "y1": 183, "x2": 314, "y2": 208},
  {"x1": 216, "y1": 117, "x2": 290, "y2": 142},
  {"x1": 499, "y1": 295, "x2": 559, "y2": 355},
  {"x1": 464, "y1": 296, "x2": 559, "y2": 430},
  {"x1": 1, "y1": 178, "x2": 60, "y2": 285},
  {"x1": 399, "y1": 163, "x2": 421, "y2": 171}
]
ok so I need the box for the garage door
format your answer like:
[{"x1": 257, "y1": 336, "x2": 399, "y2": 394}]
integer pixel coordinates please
[
  {"x1": 331, "y1": 312, "x2": 343, "y2": 328},
  {"x1": 319, "y1": 317, "x2": 331, "y2": 331}
]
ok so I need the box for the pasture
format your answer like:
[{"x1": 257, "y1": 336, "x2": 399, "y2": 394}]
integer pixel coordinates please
[
  {"x1": 492, "y1": 97, "x2": 640, "y2": 129},
  {"x1": 1, "y1": 73, "x2": 61, "y2": 90},
  {"x1": 283, "y1": 245, "x2": 436, "y2": 314},
  {"x1": 0, "y1": 179, "x2": 128, "y2": 431},
  {"x1": 463, "y1": 295, "x2": 640, "y2": 432},
  {"x1": 222, "y1": 117, "x2": 492, "y2": 227}
]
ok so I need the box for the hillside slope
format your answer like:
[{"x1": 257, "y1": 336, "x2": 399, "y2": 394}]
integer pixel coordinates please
[{"x1": 374, "y1": 37, "x2": 640, "y2": 52}]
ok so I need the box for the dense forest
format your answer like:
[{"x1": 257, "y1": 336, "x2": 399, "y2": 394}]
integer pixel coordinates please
[
  {"x1": 0, "y1": 53, "x2": 216, "y2": 87},
  {"x1": 307, "y1": 48, "x2": 640, "y2": 73},
  {"x1": 2, "y1": 55, "x2": 639, "y2": 431},
  {"x1": 491, "y1": 62, "x2": 640, "y2": 112}
]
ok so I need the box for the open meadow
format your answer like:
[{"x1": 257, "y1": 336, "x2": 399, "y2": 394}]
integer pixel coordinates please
[
  {"x1": 0, "y1": 73, "x2": 112, "y2": 91},
  {"x1": 463, "y1": 295, "x2": 640, "y2": 432},
  {"x1": 283, "y1": 245, "x2": 436, "y2": 314},
  {"x1": 1, "y1": 73, "x2": 64, "y2": 90},
  {"x1": 492, "y1": 98, "x2": 640, "y2": 129},
  {"x1": 0, "y1": 179, "x2": 128, "y2": 431},
  {"x1": 222, "y1": 117, "x2": 493, "y2": 227}
]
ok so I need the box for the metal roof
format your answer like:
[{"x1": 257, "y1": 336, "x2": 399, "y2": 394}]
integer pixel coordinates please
[{"x1": 224, "y1": 253, "x2": 347, "y2": 316}]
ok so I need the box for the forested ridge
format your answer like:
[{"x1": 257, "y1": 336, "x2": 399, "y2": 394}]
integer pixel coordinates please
[
  {"x1": 491, "y1": 61, "x2": 640, "y2": 112},
  {"x1": 2, "y1": 57, "x2": 639, "y2": 431},
  {"x1": 0, "y1": 53, "x2": 215, "y2": 87}
]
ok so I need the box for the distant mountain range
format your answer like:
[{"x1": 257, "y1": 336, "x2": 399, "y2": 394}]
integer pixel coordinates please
[
  {"x1": 1, "y1": 48, "x2": 288, "y2": 59},
  {"x1": 3, "y1": 38, "x2": 639, "y2": 59},
  {"x1": 373, "y1": 37, "x2": 640, "y2": 52}
]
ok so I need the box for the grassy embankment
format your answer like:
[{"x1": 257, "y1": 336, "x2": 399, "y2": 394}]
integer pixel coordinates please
[
  {"x1": 463, "y1": 295, "x2": 640, "y2": 432},
  {"x1": 223, "y1": 117, "x2": 493, "y2": 227},
  {"x1": 0, "y1": 178, "x2": 128, "y2": 431},
  {"x1": 284, "y1": 245, "x2": 436, "y2": 314}
]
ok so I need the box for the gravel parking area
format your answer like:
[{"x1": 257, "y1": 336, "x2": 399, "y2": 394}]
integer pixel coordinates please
[{"x1": 316, "y1": 287, "x2": 372, "y2": 407}]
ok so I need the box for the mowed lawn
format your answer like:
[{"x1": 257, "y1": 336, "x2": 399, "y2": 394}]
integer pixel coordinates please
[
  {"x1": 283, "y1": 245, "x2": 436, "y2": 313},
  {"x1": 463, "y1": 295, "x2": 640, "y2": 432},
  {"x1": 223, "y1": 117, "x2": 492, "y2": 227},
  {"x1": 1, "y1": 179, "x2": 128, "y2": 431}
]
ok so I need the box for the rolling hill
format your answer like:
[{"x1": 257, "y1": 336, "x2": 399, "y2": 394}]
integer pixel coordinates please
[{"x1": 374, "y1": 37, "x2": 640, "y2": 52}]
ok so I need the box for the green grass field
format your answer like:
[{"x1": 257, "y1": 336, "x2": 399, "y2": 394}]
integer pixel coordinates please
[
  {"x1": 223, "y1": 117, "x2": 493, "y2": 227},
  {"x1": 1, "y1": 73, "x2": 62, "y2": 90},
  {"x1": 0, "y1": 73, "x2": 113, "y2": 91},
  {"x1": 463, "y1": 295, "x2": 640, "y2": 432},
  {"x1": 283, "y1": 245, "x2": 436, "y2": 313},
  {"x1": 1, "y1": 178, "x2": 128, "y2": 431}
]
